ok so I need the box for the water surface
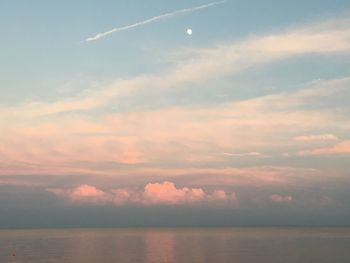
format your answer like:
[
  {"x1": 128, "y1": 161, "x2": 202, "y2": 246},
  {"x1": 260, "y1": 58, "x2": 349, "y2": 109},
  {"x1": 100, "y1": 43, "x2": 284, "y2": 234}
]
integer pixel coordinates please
[{"x1": 1, "y1": 227, "x2": 350, "y2": 263}]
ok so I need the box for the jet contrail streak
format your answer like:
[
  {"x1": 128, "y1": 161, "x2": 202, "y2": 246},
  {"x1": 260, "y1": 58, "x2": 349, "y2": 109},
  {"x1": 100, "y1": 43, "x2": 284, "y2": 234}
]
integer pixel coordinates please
[{"x1": 86, "y1": 0, "x2": 226, "y2": 42}]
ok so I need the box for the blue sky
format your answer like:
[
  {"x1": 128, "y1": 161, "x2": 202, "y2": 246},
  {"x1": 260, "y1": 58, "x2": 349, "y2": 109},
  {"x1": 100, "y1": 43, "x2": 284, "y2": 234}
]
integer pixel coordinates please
[
  {"x1": 1, "y1": 0, "x2": 350, "y2": 227},
  {"x1": 2, "y1": 0, "x2": 350, "y2": 103}
]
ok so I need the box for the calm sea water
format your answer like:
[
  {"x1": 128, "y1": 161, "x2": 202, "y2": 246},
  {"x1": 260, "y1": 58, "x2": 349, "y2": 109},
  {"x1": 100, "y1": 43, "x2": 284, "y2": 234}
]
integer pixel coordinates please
[{"x1": 0, "y1": 227, "x2": 349, "y2": 263}]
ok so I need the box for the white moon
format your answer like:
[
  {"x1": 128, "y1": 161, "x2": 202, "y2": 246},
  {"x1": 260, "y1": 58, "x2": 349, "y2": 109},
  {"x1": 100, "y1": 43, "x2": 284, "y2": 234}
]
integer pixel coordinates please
[{"x1": 186, "y1": 28, "x2": 193, "y2": 35}]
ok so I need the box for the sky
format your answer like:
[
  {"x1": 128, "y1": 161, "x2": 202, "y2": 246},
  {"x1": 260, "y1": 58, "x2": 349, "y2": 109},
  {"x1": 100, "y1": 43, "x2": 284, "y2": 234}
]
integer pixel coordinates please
[{"x1": 1, "y1": 0, "x2": 350, "y2": 228}]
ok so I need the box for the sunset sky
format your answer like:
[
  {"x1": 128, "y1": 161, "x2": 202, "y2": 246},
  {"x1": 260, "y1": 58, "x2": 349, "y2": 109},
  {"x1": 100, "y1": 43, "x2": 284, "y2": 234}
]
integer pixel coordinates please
[{"x1": 1, "y1": 0, "x2": 350, "y2": 227}]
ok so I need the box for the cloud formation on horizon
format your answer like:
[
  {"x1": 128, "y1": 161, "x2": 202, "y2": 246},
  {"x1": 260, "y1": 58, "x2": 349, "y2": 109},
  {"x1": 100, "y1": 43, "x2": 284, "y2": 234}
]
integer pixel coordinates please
[{"x1": 47, "y1": 181, "x2": 238, "y2": 206}]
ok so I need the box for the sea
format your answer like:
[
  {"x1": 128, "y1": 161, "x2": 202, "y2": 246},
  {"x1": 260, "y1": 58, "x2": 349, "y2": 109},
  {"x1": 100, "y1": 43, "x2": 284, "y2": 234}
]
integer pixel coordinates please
[{"x1": 0, "y1": 227, "x2": 349, "y2": 263}]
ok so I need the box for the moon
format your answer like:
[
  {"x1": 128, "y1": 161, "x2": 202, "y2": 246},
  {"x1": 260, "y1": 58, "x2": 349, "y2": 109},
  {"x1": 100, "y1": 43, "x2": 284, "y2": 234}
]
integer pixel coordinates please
[{"x1": 186, "y1": 28, "x2": 193, "y2": 35}]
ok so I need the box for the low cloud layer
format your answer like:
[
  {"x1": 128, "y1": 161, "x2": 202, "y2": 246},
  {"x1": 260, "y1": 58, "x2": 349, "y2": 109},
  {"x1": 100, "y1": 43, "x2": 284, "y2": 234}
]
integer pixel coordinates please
[{"x1": 47, "y1": 181, "x2": 238, "y2": 207}]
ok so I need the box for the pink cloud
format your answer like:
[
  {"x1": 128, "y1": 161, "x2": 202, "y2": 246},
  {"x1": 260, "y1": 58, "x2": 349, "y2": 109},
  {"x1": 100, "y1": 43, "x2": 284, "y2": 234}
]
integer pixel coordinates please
[
  {"x1": 1, "y1": 77, "x2": 349, "y2": 179},
  {"x1": 300, "y1": 140, "x2": 350, "y2": 155},
  {"x1": 47, "y1": 184, "x2": 110, "y2": 204},
  {"x1": 47, "y1": 181, "x2": 238, "y2": 207},
  {"x1": 270, "y1": 194, "x2": 293, "y2": 203},
  {"x1": 70, "y1": 185, "x2": 109, "y2": 203},
  {"x1": 208, "y1": 190, "x2": 238, "y2": 207},
  {"x1": 313, "y1": 140, "x2": 350, "y2": 155},
  {"x1": 142, "y1": 181, "x2": 205, "y2": 205}
]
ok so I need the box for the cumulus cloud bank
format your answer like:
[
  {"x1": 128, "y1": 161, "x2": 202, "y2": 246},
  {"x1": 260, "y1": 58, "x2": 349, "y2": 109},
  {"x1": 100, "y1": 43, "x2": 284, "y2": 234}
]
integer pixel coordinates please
[{"x1": 47, "y1": 181, "x2": 238, "y2": 206}]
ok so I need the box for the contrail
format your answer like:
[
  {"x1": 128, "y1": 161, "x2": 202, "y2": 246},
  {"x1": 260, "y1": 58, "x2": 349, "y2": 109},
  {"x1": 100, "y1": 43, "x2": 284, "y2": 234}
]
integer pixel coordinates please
[{"x1": 86, "y1": 0, "x2": 226, "y2": 42}]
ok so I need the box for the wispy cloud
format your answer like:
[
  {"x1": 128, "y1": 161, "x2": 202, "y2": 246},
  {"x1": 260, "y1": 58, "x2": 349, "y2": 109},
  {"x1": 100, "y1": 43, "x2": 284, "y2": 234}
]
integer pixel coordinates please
[
  {"x1": 86, "y1": 0, "x2": 226, "y2": 42},
  {"x1": 1, "y1": 77, "x2": 349, "y2": 178},
  {"x1": 1, "y1": 17, "x2": 350, "y2": 185},
  {"x1": 221, "y1": 152, "x2": 269, "y2": 158},
  {"x1": 2, "y1": 18, "x2": 349, "y2": 118},
  {"x1": 294, "y1": 134, "x2": 339, "y2": 142},
  {"x1": 299, "y1": 140, "x2": 350, "y2": 156}
]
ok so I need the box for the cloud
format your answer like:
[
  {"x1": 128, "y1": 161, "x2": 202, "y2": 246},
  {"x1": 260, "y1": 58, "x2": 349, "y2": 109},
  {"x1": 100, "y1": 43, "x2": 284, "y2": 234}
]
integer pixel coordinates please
[
  {"x1": 1, "y1": 77, "x2": 349, "y2": 178},
  {"x1": 294, "y1": 134, "x2": 339, "y2": 141},
  {"x1": 47, "y1": 185, "x2": 110, "y2": 204},
  {"x1": 142, "y1": 181, "x2": 205, "y2": 205},
  {"x1": 86, "y1": 1, "x2": 226, "y2": 42},
  {"x1": 221, "y1": 152, "x2": 269, "y2": 158},
  {"x1": 300, "y1": 140, "x2": 350, "y2": 155},
  {"x1": 2, "y1": 18, "x2": 350, "y2": 118},
  {"x1": 208, "y1": 190, "x2": 238, "y2": 205},
  {"x1": 1, "y1": 17, "x2": 350, "y2": 189},
  {"x1": 47, "y1": 181, "x2": 238, "y2": 206},
  {"x1": 270, "y1": 194, "x2": 293, "y2": 203}
]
